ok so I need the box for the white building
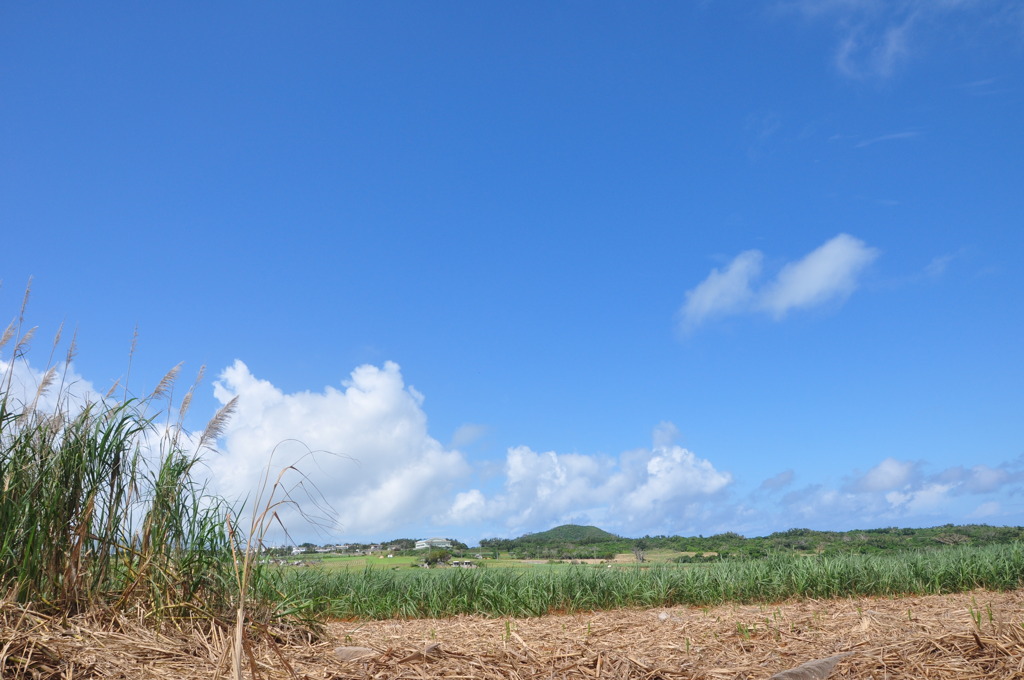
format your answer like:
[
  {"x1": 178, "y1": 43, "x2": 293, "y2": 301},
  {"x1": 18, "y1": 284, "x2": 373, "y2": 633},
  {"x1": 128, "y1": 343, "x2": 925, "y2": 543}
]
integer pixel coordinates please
[{"x1": 415, "y1": 537, "x2": 452, "y2": 550}]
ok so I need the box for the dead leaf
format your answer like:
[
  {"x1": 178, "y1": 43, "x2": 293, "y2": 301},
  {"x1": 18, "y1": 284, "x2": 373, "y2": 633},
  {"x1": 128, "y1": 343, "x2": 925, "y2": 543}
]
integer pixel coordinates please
[
  {"x1": 333, "y1": 646, "x2": 376, "y2": 662},
  {"x1": 768, "y1": 652, "x2": 853, "y2": 679}
]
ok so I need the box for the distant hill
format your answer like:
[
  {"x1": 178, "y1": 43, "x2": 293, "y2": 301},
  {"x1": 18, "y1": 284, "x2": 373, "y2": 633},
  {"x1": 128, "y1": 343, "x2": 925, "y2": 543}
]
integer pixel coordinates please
[
  {"x1": 477, "y1": 523, "x2": 1024, "y2": 562},
  {"x1": 516, "y1": 524, "x2": 619, "y2": 544}
]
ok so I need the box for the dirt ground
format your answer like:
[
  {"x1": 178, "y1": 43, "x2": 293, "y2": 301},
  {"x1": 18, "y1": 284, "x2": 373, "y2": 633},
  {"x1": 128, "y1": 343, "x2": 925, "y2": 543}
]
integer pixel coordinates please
[{"x1": 3, "y1": 589, "x2": 1023, "y2": 678}]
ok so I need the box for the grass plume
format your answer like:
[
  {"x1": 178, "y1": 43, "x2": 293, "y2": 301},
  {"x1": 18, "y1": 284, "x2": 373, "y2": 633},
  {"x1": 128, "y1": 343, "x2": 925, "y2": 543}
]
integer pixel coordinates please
[{"x1": 0, "y1": 291, "x2": 293, "y2": 632}]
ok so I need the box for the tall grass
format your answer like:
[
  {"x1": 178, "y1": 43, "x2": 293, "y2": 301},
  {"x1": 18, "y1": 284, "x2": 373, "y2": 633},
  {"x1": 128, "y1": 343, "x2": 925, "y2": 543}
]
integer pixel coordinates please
[
  {"x1": 0, "y1": 291, "x2": 243, "y2": 621},
  {"x1": 284, "y1": 544, "x2": 1024, "y2": 620}
]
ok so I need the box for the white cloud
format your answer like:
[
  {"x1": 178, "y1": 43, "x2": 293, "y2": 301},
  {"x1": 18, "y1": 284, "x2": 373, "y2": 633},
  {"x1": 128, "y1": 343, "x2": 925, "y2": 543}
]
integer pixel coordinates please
[
  {"x1": 758, "y1": 234, "x2": 879, "y2": 319},
  {"x1": 885, "y1": 483, "x2": 953, "y2": 514},
  {"x1": 8, "y1": 349, "x2": 1021, "y2": 542},
  {"x1": 680, "y1": 234, "x2": 879, "y2": 329},
  {"x1": 937, "y1": 463, "x2": 1014, "y2": 494},
  {"x1": 207, "y1": 360, "x2": 470, "y2": 539},
  {"x1": 963, "y1": 465, "x2": 1011, "y2": 493},
  {"x1": 621, "y1": 445, "x2": 733, "y2": 517},
  {"x1": 444, "y1": 423, "x2": 733, "y2": 536},
  {"x1": 763, "y1": 452, "x2": 1024, "y2": 534},
  {"x1": 850, "y1": 457, "x2": 919, "y2": 492},
  {"x1": 0, "y1": 358, "x2": 101, "y2": 415},
  {"x1": 679, "y1": 250, "x2": 761, "y2": 329}
]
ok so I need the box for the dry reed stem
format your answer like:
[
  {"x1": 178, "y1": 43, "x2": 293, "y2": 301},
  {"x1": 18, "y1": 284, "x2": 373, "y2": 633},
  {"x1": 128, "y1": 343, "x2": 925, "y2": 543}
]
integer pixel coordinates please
[{"x1": 2, "y1": 589, "x2": 1023, "y2": 678}]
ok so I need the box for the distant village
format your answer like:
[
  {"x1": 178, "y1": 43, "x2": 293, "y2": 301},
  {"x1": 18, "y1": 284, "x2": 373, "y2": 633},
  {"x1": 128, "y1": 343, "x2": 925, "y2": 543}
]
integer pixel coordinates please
[{"x1": 270, "y1": 537, "x2": 467, "y2": 557}]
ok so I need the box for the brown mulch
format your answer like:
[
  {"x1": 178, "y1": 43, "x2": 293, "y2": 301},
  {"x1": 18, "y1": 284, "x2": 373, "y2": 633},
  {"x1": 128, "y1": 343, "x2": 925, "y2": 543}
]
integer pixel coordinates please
[{"x1": 3, "y1": 589, "x2": 1024, "y2": 678}]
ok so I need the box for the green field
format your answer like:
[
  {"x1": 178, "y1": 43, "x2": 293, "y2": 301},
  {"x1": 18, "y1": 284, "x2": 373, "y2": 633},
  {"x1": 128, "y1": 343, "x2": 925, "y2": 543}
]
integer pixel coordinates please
[
  {"x1": 282, "y1": 548, "x2": 696, "y2": 573},
  {"x1": 268, "y1": 543, "x2": 1024, "y2": 620}
]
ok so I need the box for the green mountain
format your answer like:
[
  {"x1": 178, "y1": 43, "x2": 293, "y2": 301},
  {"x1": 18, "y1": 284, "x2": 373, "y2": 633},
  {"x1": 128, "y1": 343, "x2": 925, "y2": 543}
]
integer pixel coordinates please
[
  {"x1": 477, "y1": 523, "x2": 1024, "y2": 562},
  {"x1": 516, "y1": 524, "x2": 619, "y2": 544}
]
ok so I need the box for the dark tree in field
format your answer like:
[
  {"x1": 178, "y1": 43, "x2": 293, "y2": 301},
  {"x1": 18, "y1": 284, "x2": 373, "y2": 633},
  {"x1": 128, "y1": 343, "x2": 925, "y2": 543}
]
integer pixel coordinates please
[
  {"x1": 632, "y1": 538, "x2": 648, "y2": 563},
  {"x1": 422, "y1": 549, "x2": 451, "y2": 566}
]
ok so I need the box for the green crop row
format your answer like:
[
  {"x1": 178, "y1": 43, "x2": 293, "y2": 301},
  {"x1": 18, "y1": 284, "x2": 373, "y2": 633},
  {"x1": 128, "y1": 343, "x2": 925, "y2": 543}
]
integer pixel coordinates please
[{"x1": 278, "y1": 544, "x2": 1024, "y2": 619}]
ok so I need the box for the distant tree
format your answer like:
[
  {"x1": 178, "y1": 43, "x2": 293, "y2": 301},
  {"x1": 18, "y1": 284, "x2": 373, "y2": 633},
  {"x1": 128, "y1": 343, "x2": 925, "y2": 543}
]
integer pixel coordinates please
[
  {"x1": 632, "y1": 538, "x2": 648, "y2": 563},
  {"x1": 422, "y1": 549, "x2": 451, "y2": 566},
  {"x1": 480, "y1": 538, "x2": 515, "y2": 551}
]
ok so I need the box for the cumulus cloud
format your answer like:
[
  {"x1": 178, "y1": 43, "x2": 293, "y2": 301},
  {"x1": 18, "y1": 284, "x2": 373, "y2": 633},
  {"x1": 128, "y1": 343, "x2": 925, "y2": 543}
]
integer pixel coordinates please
[
  {"x1": 885, "y1": 483, "x2": 954, "y2": 514},
  {"x1": 0, "y1": 358, "x2": 101, "y2": 415},
  {"x1": 764, "y1": 453, "x2": 1024, "y2": 533},
  {"x1": 847, "y1": 457, "x2": 920, "y2": 493},
  {"x1": 621, "y1": 445, "x2": 733, "y2": 516},
  {"x1": 679, "y1": 234, "x2": 879, "y2": 329},
  {"x1": 936, "y1": 463, "x2": 1016, "y2": 494},
  {"x1": 963, "y1": 465, "x2": 1012, "y2": 494},
  {"x1": 207, "y1": 360, "x2": 470, "y2": 539},
  {"x1": 443, "y1": 423, "x2": 733, "y2": 536}
]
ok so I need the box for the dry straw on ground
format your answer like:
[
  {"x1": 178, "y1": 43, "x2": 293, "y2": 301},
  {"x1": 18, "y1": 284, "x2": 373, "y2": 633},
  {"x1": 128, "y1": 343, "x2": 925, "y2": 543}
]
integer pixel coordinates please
[{"x1": 3, "y1": 589, "x2": 1023, "y2": 678}]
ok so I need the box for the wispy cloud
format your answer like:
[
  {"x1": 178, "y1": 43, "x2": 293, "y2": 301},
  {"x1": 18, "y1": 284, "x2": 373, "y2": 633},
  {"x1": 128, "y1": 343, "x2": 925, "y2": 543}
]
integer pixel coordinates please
[
  {"x1": 956, "y1": 77, "x2": 1010, "y2": 96},
  {"x1": 778, "y1": 0, "x2": 1024, "y2": 80},
  {"x1": 968, "y1": 501, "x2": 1002, "y2": 519},
  {"x1": 759, "y1": 234, "x2": 880, "y2": 319},
  {"x1": 855, "y1": 131, "x2": 920, "y2": 148},
  {"x1": 452, "y1": 423, "x2": 489, "y2": 448},
  {"x1": 759, "y1": 469, "x2": 795, "y2": 492},
  {"x1": 836, "y1": 15, "x2": 915, "y2": 79},
  {"x1": 679, "y1": 234, "x2": 879, "y2": 330},
  {"x1": 745, "y1": 112, "x2": 784, "y2": 161},
  {"x1": 925, "y1": 253, "x2": 956, "y2": 277},
  {"x1": 679, "y1": 250, "x2": 762, "y2": 330}
]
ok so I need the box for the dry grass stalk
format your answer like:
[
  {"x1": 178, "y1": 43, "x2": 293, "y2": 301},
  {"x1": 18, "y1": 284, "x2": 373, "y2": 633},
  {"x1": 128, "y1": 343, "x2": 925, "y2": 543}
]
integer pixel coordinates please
[
  {"x1": 324, "y1": 587, "x2": 1024, "y2": 680},
  {"x1": 0, "y1": 321, "x2": 15, "y2": 352},
  {"x1": 226, "y1": 443, "x2": 337, "y2": 680},
  {"x1": 178, "y1": 365, "x2": 205, "y2": 425},
  {"x1": 149, "y1": 362, "x2": 183, "y2": 403},
  {"x1": 200, "y1": 397, "x2": 238, "y2": 451},
  {"x1": 3, "y1": 588, "x2": 1022, "y2": 679}
]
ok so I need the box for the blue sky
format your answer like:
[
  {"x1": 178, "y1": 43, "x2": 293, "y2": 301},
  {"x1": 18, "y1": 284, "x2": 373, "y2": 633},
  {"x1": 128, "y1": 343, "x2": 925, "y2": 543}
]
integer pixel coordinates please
[{"x1": 2, "y1": 1, "x2": 1022, "y2": 544}]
